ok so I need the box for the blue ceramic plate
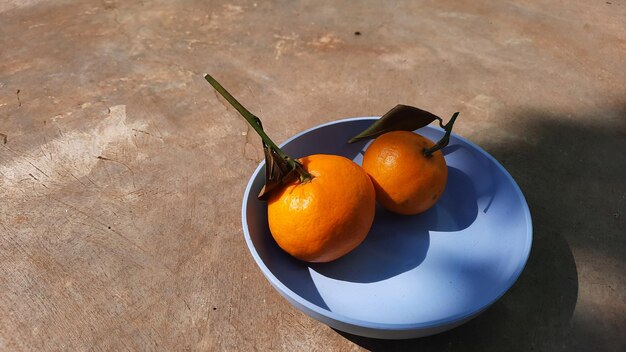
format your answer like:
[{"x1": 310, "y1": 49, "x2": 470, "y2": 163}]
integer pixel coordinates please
[{"x1": 242, "y1": 118, "x2": 532, "y2": 339}]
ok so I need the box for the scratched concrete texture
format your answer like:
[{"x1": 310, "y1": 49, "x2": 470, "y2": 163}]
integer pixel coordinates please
[{"x1": 0, "y1": 0, "x2": 624, "y2": 351}]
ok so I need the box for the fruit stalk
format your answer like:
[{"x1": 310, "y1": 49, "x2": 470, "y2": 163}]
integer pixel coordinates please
[
  {"x1": 423, "y1": 112, "x2": 460, "y2": 157},
  {"x1": 204, "y1": 73, "x2": 312, "y2": 182}
]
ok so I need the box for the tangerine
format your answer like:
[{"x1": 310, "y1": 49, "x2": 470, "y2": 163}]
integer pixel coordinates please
[
  {"x1": 267, "y1": 154, "x2": 376, "y2": 262},
  {"x1": 362, "y1": 131, "x2": 447, "y2": 215}
]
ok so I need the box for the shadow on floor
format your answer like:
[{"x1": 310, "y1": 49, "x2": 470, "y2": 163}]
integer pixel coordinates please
[{"x1": 336, "y1": 105, "x2": 626, "y2": 351}]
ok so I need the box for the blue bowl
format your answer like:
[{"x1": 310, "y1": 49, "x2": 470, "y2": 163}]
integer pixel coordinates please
[{"x1": 242, "y1": 118, "x2": 532, "y2": 339}]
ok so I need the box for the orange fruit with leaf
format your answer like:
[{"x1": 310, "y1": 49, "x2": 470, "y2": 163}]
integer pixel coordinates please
[
  {"x1": 204, "y1": 74, "x2": 375, "y2": 263},
  {"x1": 350, "y1": 105, "x2": 459, "y2": 215},
  {"x1": 362, "y1": 131, "x2": 447, "y2": 215},
  {"x1": 267, "y1": 154, "x2": 375, "y2": 262}
]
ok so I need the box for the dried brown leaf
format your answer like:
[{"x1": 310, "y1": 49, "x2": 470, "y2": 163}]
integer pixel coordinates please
[{"x1": 348, "y1": 105, "x2": 442, "y2": 143}]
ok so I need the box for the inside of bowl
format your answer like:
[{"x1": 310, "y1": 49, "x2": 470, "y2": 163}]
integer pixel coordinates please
[{"x1": 244, "y1": 120, "x2": 531, "y2": 326}]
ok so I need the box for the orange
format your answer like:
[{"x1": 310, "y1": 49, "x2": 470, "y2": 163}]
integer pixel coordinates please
[
  {"x1": 362, "y1": 131, "x2": 447, "y2": 215},
  {"x1": 267, "y1": 154, "x2": 376, "y2": 262}
]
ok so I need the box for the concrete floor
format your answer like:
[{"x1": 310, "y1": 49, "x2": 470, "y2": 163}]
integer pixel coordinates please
[{"x1": 0, "y1": 0, "x2": 624, "y2": 351}]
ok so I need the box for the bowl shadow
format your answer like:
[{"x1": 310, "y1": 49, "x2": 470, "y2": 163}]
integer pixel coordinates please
[{"x1": 330, "y1": 104, "x2": 626, "y2": 350}]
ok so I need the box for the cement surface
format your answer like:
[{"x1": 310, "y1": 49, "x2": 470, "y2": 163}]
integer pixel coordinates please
[{"x1": 1, "y1": 1, "x2": 624, "y2": 351}]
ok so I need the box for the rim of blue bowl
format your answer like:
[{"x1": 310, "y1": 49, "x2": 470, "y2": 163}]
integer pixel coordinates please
[{"x1": 241, "y1": 117, "x2": 533, "y2": 332}]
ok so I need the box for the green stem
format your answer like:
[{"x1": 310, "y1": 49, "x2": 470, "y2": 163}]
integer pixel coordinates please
[
  {"x1": 204, "y1": 73, "x2": 312, "y2": 181},
  {"x1": 423, "y1": 112, "x2": 459, "y2": 157}
]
